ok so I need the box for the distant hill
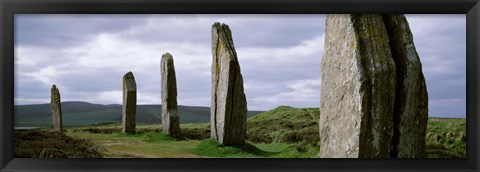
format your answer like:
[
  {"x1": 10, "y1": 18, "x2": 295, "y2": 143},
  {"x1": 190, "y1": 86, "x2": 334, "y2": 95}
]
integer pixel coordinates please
[{"x1": 14, "y1": 101, "x2": 264, "y2": 127}]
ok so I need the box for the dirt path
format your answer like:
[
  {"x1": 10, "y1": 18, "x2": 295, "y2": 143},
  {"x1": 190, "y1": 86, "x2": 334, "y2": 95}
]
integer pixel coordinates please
[{"x1": 67, "y1": 131, "x2": 205, "y2": 158}]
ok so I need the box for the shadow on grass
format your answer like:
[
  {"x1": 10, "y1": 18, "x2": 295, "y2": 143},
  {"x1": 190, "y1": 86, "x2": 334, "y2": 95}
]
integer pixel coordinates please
[
  {"x1": 238, "y1": 142, "x2": 279, "y2": 156},
  {"x1": 191, "y1": 139, "x2": 279, "y2": 157},
  {"x1": 426, "y1": 144, "x2": 465, "y2": 158}
]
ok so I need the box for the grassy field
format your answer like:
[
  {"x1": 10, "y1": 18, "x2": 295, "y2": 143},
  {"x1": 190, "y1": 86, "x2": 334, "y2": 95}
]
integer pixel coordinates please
[
  {"x1": 68, "y1": 128, "x2": 203, "y2": 158},
  {"x1": 425, "y1": 118, "x2": 466, "y2": 158},
  {"x1": 62, "y1": 123, "x2": 316, "y2": 158},
  {"x1": 14, "y1": 106, "x2": 466, "y2": 158}
]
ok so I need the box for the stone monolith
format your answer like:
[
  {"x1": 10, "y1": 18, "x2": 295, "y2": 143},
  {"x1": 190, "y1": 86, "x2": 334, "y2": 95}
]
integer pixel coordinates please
[
  {"x1": 383, "y1": 14, "x2": 428, "y2": 158},
  {"x1": 51, "y1": 84, "x2": 63, "y2": 132},
  {"x1": 122, "y1": 71, "x2": 137, "y2": 133},
  {"x1": 210, "y1": 22, "x2": 247, "y2": 146},
  {"x1": 319, "y1": 14, "x2": 397, "y2": 158},
  {"x1": 161, "y1": 53, "x2": 181, "y2": 137},
  {"x1": 319, "y1": 14, "x2": 429, "y2": 158}
]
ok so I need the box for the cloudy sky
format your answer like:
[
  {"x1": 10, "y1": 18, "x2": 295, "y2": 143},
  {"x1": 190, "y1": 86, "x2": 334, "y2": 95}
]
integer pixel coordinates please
[{"x1": 14, "y1": 14, "x2": 466, "y2": 118}]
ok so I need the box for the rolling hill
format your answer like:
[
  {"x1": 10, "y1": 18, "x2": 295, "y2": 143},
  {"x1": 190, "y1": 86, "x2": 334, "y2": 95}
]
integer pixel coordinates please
[{"x1": 14, "y1": 101, "x2": 264, "y2": 127}]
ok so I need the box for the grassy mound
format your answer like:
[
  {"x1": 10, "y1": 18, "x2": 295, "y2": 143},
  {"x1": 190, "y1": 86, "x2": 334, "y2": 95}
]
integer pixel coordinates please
[
  {"x1": 14, "y1": 129, "x2": 103, "y2": 158},
  {"x1": 247, "y1": 106, "x2": 319, "y2": 146},
  {"x1": 192, "y1": 139, "x2": 276, "y2": 157}
]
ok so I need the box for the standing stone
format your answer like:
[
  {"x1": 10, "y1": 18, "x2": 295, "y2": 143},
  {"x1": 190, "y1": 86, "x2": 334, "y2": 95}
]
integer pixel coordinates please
[
  {"x1": 50, "y1": 84, "x2": 63, "y2": 132},
  {"x1": 210, "y1": 22, "x2": 247, "y2": 146},
  {"x1": 383, "y1": 14, "x2": 428, "y2": 158},
  {"x1": 161, "y1": 53, "x2": 181, "y2": 137},
  {"x1": 122, "y1": 71, "x2": 137, "y2": 133},
  {"x1": 319, "y1": 14, "x2": 429, "y2": 158},
  {"x1": 319, "y1": 14, "x2": 397, "y2": 158}
]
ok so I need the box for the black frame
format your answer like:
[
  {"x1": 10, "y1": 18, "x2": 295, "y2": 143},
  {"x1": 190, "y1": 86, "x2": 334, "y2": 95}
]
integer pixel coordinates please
[{"x1": 1, "y1": 0, "x2": 479, "y2": 171}]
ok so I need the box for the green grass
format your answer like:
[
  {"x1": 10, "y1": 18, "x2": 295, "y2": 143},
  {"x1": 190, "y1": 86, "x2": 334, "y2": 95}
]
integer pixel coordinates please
[
  {"x1": 60, "y1": 122, "x2": 319, "y2": 158},
  {"x1": 255, "y1": 142, "x2": 318, "y2": 158},
  {"x1": 14, "y1": 106, "x2": 465, "y2": 158},
  {"x1": 191, "y1": 139, "x2": 318, "y2": 158},
  {"x1": 67, "y1": 127, "x2": 203, "y2": 158},
  {"x1": 191, "y1": 139, "x2": 275, "y2": 157},
  {"x1": 425, "y1": 118, "x2": 466, "y2": 158}
]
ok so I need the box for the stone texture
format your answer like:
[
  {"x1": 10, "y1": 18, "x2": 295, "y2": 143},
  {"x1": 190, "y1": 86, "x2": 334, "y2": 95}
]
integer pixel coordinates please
[
  {"x1": 122, "y1": 71, "x2": 137, "y2": 133},
  {"x1": 383, "y1": 14, "x2": 428, "y2": 158},
  {"x1": 50, "y1": 84, "x2": 63, "y2": 132},
  {"x1": 161, "y1": 53, "x2": 181, "y2": 137},
  {"x1": 319, "y1": 14, "x2": 396, "y2": 158},
  {"x1": 319, "y1": 14, "x2": 429, "y2": 158},
  {"x1": 210, "y1": 22, "x2": 247, "y2": 146}
]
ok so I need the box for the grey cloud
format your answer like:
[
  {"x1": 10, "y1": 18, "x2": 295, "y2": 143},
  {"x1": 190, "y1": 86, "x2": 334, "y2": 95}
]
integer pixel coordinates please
[
  {"x1": 118, "y1": 14, "x2": 326, "y2": 48},
  {"x1": 16, "y1": 14, "x2": 150, "y2": 48},
  {"x1": 429, "y1": 98, "x2": 466, "y2": 118},
  {"x1": 58, "y1": 69, "x2": 123, "y2": 92},
  {"x1": 425, "y1": 77, "x2": 465, "y2": 100},
  {"x1": 223, "y1": 15, "x2": 326, "y2": 48},
  {"x1": 242, "y1": 61, "x2": 320, "y2": 83},
  {"x1": 14, "y1": 79, "x2": 50, "y2": 102},
  {"x1": 406, "y1": 14, "x2": 466, "y2": 117}
]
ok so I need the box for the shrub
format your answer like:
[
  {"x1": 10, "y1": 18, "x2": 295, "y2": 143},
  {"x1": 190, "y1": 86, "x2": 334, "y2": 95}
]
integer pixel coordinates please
[
  {"x1": 14, "y1": 129, "x2": 103, "y2": 158},
  {"x1": 180, "y1": 128, "x2": 210, "y2": 140}
]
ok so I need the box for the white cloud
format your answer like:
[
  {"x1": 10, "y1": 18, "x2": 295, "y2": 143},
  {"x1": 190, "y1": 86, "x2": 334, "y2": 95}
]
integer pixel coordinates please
[
  {"x1": 97, "y1": 90, "x2": 123, "y2": 104},
  {"x1": 239, "y1": 34, "x2": 324, "y2": 63},
  {"x1": 265, "y1": 78, "x2": 321, "y2": 103}
]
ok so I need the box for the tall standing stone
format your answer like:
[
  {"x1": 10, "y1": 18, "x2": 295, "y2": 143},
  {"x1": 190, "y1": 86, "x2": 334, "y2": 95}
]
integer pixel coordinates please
[
  {"x1": 210, "y1": 22, "x2": 247, "y2": 146},
  {"x1": 383, "y1": 14, "x2": 428, "y2": 158},
  {"x1": 319, "y1": 14, "x2": 397, "y2": 158},
  {"x1": 161, "y1": 53, "x2": 181, "y2": 137},
  {"x1": 122, "y1": 71, "x2": 137, "y2": 133},
  {"x1": 50, "y1": 84, "x2": 63, "y2": 132},
  {"x1": 319, "y1": 14, "x2": 428, "y2": 158}
]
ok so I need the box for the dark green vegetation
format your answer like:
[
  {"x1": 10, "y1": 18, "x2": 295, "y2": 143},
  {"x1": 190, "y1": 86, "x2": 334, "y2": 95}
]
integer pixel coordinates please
[
  {"x1": 14, "y1": 101, "x2": 263, "y2": 127},
  {"x1": 192, "y1": 139, "x2": 276, "y2": 157},
  {"x1": 72, "y1": 125, "x2": 210, "y2": 141},
  {"x1": 14, "y1": 129, "x2": 103, "y2": 158},
  {"x1": 247, "y1": 106, "x2": 320, "y2": 153},
  {"x1": 425, "y1": 118, "x2": 466, "y2": 158},
  {"x1": 14, "y1": 105, "x2": 465, "y2": 158}
]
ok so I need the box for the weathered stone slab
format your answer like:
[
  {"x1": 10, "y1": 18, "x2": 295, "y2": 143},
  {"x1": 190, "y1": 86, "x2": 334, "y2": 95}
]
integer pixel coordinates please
[
  {"x1": 383, "y1": 14, "x2": 428, "y2": 158},
  {"x1": 50, "y1": 84, "x2": 63, "y2": 132},
  {"x1": 210, "y1": 22, "x2": 247, "y2": 146},
  {"x1": 122, "y1": 71, "x2": 137, "y2": 133},
  {"x1": 161, "y1": 52, "x2": 181, "y2": 137},
  {"x1": 319, "y1": 14, "x2": 396, "y2": 158}
]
